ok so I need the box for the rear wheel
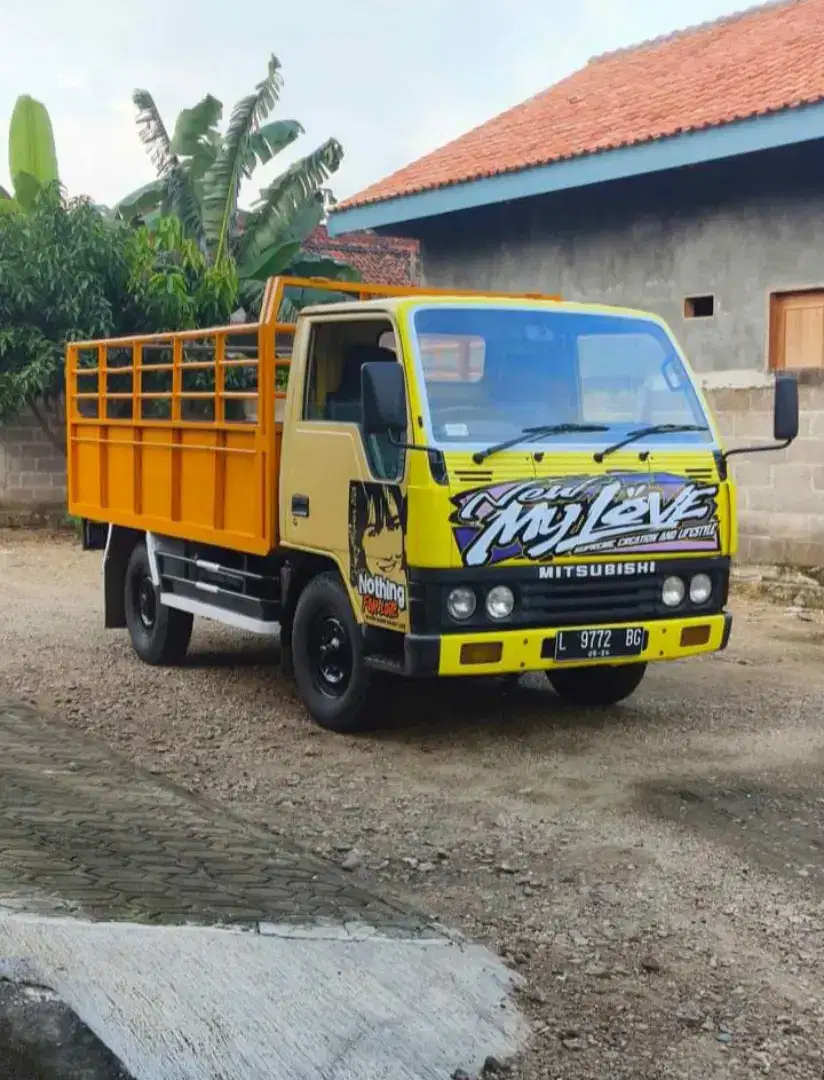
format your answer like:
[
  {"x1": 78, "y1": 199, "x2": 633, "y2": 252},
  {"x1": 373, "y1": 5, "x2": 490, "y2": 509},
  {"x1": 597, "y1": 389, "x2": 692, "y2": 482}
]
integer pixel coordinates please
[
  {"x1": 292, "y1": 573, "x2": 375, "y2": 733},
  {"x1": 124, "y1": 542, "x2": 193, "y2": 665},
  {"x1": 545, "y1": 663, "x2": 646, "y2": 707}
]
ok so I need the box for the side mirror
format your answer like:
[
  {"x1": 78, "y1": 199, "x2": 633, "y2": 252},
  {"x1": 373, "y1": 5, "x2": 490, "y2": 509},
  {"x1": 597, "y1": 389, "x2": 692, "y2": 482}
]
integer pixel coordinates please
[
  {"x1": 773, "y1": 371, "x2": 799, "y2": 443},
  {"x1": 723, "y1": 369, "x2": 799, "y2": 468},
  {"x1": 361, "y1": 361, "x2": 407, "y2": 436}
]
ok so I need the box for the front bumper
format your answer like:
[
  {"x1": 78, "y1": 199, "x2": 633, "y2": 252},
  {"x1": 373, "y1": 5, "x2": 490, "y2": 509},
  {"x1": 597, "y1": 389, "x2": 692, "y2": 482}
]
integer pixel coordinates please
[{"x1": 404, "y1": 612, "x2": 732, "y2": 678}]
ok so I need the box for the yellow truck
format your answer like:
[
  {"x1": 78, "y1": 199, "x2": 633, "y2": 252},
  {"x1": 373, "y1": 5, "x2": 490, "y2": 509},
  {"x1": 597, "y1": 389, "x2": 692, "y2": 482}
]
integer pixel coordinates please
[{"x1": 67, "y1": 276, "x2": 798, "y2": 732}]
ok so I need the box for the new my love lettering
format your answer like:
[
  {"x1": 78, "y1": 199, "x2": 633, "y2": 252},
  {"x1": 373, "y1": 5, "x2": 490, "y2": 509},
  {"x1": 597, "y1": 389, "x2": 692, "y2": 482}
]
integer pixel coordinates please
[{"x1": 450, "y1": 472, "x2": 720, "y2": 566}]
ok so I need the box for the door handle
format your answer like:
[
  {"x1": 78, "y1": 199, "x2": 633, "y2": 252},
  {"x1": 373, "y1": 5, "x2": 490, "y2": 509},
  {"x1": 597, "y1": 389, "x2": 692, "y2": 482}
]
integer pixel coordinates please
[{"x1": 291, "y1": 494, "x2": 310, "y2": 518}]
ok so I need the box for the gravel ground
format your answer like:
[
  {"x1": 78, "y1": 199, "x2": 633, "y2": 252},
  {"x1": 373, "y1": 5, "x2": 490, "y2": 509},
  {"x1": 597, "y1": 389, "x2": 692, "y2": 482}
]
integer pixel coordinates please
[{"x1": 3, "y1": 529, "x2": 824, "y2": 1079}]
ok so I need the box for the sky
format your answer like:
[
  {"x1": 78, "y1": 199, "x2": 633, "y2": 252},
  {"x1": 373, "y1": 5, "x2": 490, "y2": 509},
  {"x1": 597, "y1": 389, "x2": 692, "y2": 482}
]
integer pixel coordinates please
[{"x1": 1, "y1": 0, "x2": 753, "y2": 210}]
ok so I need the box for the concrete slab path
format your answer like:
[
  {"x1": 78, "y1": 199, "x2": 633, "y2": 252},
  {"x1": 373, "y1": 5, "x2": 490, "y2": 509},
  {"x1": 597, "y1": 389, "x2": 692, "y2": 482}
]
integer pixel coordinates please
[{"x1": 0, "y1": 699, "x2": 525, "y2": 1079}]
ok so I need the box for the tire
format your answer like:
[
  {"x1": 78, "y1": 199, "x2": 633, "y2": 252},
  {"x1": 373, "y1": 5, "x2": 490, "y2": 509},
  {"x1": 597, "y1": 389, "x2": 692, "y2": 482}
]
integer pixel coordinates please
[
  {"x1": 545, "y1": 663, "x2": 647, "y2": 707},
  {"x1": 292, "y1": 572, "x2": 375, "y2": 733},
  {"x1": 124, "y1": 542, "x2": 193, "y2": 665}
]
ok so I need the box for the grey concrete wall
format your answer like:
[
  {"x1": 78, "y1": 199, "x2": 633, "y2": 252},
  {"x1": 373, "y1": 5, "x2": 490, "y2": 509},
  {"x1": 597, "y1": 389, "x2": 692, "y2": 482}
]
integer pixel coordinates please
[
  {"x1": 413, "y1": 142, "x2": 824, "y2": 378},
  {"x1": 707, "y1": 381, "x2": 824, "y2": 567},
  {"x1": 0, "y1": 411, "x2": 66, "y2": 524}
]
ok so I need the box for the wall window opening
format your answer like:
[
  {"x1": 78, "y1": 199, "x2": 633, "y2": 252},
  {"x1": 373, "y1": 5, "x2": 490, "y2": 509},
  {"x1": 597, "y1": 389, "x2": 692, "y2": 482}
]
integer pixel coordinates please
[{"x1": 684, "y1": 294, "x2": 715, "y2": 319}]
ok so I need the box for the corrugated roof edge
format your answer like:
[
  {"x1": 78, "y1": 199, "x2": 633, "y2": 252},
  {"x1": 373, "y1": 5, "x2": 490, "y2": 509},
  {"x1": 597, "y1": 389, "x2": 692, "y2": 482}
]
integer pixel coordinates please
[
  {"x1": 327, "y1": 98, "x2": 824, "y2": 235},
  {"x1": 336, "y1": 98, "x2": 820, "y2": 214}
]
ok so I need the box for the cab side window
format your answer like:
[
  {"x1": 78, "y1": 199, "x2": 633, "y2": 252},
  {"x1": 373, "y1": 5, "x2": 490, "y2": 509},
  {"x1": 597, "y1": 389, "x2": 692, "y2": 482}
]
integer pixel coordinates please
[{"x1": 302, "y1": 319, "x2": 405, "y2": 482}]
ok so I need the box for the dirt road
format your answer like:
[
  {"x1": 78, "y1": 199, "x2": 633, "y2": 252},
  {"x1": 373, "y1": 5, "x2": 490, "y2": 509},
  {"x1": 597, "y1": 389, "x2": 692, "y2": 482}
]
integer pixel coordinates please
[{"x1": 2, "y1": 530, "x2": 824, "y2": 1079}]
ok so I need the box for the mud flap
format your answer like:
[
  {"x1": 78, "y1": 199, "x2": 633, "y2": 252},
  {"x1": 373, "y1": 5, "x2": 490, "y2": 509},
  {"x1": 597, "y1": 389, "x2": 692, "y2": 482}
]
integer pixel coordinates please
[{"x1": 82, "y1": 519, "x2": 108, "y2": 551}]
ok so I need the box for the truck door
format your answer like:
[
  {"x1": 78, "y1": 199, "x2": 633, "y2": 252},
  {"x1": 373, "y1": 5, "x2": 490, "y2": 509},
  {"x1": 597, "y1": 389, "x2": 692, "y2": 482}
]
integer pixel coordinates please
[{"x1": 280, "y1": 315, "x2": 410, "y2": 633}]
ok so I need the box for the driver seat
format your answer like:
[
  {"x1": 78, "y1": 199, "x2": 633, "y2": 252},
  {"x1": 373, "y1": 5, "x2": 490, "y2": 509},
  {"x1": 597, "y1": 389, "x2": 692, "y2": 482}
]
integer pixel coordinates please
[
  {"x1": 326, "y1": 344, "x2": 401, "y2": 478},
  {"x1": 326, "y1": 345, "x2": 397, "y2": 423}
]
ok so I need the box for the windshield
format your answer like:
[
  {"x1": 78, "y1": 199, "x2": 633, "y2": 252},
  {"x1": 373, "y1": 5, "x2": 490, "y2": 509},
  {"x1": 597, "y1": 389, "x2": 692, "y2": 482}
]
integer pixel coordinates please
[{"x1": 410, "y1": 306, "x2": 713, "y2": 451}]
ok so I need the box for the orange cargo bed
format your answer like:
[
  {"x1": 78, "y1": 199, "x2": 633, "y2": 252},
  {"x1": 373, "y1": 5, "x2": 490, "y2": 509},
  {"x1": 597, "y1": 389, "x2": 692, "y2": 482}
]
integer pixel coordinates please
[{"x1": 68, "y1": 277, "x2": 287, "y2": 555}]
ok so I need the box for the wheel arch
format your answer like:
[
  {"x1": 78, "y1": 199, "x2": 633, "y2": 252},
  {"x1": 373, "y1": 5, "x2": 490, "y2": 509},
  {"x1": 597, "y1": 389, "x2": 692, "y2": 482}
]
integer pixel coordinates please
[{"x1": 281, "y1": 552, "x2": 345, "y2": 630}]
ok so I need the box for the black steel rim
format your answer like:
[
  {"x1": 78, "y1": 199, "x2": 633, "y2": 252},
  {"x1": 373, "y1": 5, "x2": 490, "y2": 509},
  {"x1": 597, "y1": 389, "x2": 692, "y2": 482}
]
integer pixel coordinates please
[
  {"x1": 134, "y1": 574, "x2": 157, "y2": 632},
  {"x1": 308, "y1": 614, "x2": 352, "y2": 698}
]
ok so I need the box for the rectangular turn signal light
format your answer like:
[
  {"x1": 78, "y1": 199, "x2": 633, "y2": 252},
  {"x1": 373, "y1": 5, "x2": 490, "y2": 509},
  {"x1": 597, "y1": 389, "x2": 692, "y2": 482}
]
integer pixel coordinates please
[
  {"x1": 680, "y1": 624, "x2": 711, "y2": 648},
  {"x1": 460, "y1": 642, "x2": 503, "y2": 665}
]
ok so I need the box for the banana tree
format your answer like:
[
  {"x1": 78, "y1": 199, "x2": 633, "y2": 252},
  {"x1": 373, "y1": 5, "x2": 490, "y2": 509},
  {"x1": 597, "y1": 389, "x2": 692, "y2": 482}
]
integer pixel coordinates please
[
  {"x1": 117, "y1": 55, "x2": 359, "y2": 312},
  {"x1": 1, "y1": 95, "x2": 59, "y2": 213}
]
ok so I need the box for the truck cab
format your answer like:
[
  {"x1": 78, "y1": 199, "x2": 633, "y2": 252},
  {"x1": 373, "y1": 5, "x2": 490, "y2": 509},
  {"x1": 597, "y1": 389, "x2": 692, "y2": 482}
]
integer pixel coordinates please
[{"x1": 67, "y1": 278, "x2": 798, "y2": 732}]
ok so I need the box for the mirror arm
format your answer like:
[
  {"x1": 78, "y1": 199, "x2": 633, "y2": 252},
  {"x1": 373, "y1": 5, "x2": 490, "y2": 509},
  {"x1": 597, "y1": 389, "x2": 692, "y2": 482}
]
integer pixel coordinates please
[
  {"x1": 385, "y1": 430, "x2": 448, "y2": 485},
  {"x1": 722, "y1": 437, "x2": 793, "y2": 463}
]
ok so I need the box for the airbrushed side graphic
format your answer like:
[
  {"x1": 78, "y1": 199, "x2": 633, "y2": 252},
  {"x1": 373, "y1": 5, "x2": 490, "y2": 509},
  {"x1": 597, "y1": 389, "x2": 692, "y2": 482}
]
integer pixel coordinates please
[
  {"x1": 348, "y1": 481, "x2": 409, "y2": 629},
  {"x1": 450, "y1": 472, "x2": 720, "y2": 567}
]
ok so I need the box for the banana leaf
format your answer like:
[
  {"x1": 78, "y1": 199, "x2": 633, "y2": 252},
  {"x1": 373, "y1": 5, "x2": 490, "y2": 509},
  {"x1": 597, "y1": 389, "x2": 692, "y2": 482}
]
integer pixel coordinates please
[
  {"x1": 171, "y1": 94, "x2": 223, "y2": 156},
  {"x1": 8, "y1": 95, "x2": 58, "y2": 204},
  {"x1": 11, "y1": 171, "x2": 43, "y2": 213},
  {"x1": 115, "y1": 178, "x2": 164, "y2": 222},
  {"x1": 245, "y1": 119, "x2": 302, "y2": 170},
  {"x1": 237, "y1": 140, "x2": 342, "y2": 269},
  {"x1": 133, "y1": 89, "x2": 204, "y2": 246},
  {"x1": 239, "y1": 239, "x2": 303, "y2": 281},
  {"x1": 201, "y1": 55, "x2": 283, "y2": 262}
]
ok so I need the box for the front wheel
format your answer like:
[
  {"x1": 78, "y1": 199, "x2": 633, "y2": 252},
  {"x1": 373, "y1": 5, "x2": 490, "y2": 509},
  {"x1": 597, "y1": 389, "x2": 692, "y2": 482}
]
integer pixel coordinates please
[
  {"x1": 545, "y1": 663, "x2": 646, "y2": 707},
  {"x1": 124, "y1": 542, "x2": 193, "y2": 665},
  {"x1": 292, "y1": 573, "x2": 375, "y2": 733}
]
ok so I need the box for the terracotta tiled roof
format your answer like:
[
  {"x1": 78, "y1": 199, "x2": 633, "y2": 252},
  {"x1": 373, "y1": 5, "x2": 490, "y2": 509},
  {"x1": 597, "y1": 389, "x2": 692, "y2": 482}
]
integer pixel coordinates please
[
  {"x1": 303, "y1": 224, "x2": 419, "y2": 285},
  {"x1": 340, "y1": 0, "x2": 824, "y2": 210}
]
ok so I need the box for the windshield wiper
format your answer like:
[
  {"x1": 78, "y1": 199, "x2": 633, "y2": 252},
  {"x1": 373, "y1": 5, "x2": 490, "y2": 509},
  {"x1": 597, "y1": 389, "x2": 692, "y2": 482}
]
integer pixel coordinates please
[
  {"x1": 473, "y1": 423, "x2": 610, "y2": 464},
  {"x1": 593, "y1": 423, "x2": 709, "y2": 463}
]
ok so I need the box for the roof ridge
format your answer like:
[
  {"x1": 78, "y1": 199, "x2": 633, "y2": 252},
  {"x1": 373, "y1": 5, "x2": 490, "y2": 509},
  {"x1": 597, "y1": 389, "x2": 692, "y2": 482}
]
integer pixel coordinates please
[{"x1": 587, "y1": 0, "x2": 806, "y2": 64}]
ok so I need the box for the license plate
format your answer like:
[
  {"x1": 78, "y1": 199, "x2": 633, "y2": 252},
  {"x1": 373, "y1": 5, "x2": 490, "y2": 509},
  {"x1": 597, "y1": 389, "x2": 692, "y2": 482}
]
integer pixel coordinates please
[{"x1": 553, "y1": 626, "x2": 645, "y2": 662}]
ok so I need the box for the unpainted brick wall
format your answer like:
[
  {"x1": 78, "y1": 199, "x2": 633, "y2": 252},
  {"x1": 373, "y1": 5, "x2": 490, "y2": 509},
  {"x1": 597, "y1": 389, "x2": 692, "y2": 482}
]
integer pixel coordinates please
[
  {"x1": 0, "y1": 410, "x2": 66, "y2": 521},
  {"x1": 706, "y1": 382, "x2": 824, "y2": 567}
]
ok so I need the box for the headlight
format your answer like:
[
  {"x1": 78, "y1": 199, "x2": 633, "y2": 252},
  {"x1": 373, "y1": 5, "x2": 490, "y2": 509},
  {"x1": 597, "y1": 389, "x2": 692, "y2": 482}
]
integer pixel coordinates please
[
  {"x1": 447, "y1": 586, "x2": 476, "y2": 620},
  {"x1": 486, "y1": 585, "x2": 515, "y2": 620},
  {"x1": 689, "y1": 573, "x2": 713, "y2": 605},
  {"x1": 662, "y1": 576, "x2": 685, "y2": 607}
]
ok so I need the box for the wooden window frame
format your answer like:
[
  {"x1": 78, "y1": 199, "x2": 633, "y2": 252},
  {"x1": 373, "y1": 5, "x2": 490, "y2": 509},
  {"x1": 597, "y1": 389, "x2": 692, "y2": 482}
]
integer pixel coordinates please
[{"x1": 769, "y1": 287, "x2": 824, "y2": 371}]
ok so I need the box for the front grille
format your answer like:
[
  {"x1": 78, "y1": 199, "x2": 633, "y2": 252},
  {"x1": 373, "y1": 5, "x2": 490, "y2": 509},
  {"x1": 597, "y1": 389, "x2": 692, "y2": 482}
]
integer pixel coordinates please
[
  {"x1": 518, "y1": 576, "x2": 659, "y2": 627},
  {"x1": 408, "y1": 558, "x2": 730, "y2": 634}
]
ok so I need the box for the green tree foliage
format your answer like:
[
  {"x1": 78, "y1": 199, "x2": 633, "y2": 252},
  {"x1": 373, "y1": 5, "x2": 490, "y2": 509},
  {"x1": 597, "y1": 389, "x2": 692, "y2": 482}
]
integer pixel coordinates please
[
  {"x1": 124, "y1": 215, "x2": 237, "y2": 330},
  {"x1": 0, "y1": 185, "x2": 237, "y2": 448},
  {"x1": 116, "y1": 54, "x2": 360, "y2": 313}
]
